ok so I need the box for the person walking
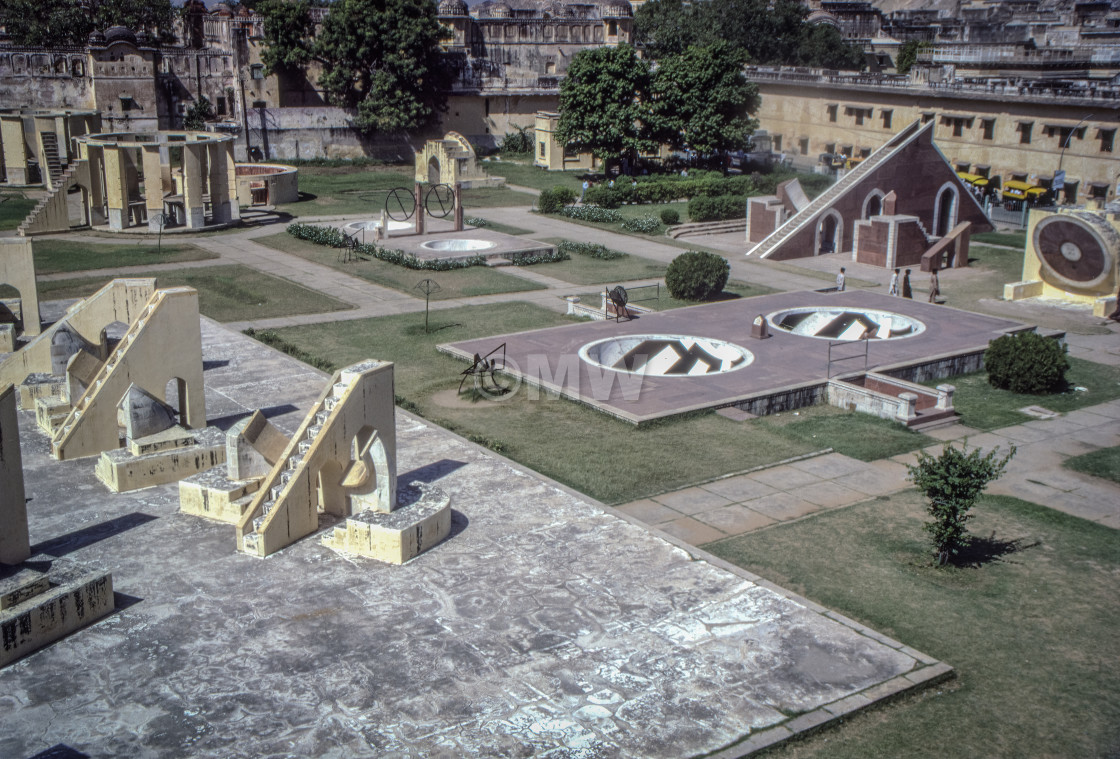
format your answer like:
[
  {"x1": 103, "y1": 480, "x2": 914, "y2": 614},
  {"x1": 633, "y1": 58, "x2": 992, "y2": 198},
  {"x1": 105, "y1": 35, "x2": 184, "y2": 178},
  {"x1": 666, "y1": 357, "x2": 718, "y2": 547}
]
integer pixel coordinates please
[
  {"x1": 836, "y1": 267, "x2": 846, "y2": 292},
  {"x1": 889, "y1": 268, "x2": 900, "y2": 296},
  {"x1": 902, "y1": 269, "x2": 913, "y2": 299},
  {"x1": 929, "y1": 268, "x2": 941, "y2": 303},
  {"x1": 580, "y1": 179, "x2": 589, "y2": 202}
]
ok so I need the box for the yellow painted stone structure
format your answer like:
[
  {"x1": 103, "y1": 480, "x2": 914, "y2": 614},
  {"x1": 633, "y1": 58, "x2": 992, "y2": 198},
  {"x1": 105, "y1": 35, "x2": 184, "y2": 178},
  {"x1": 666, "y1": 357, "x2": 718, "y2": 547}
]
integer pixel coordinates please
[
  {"x1": 0, "y1": 239, "x2": 41, "y2": 351},
  {"x1": 73, "y1": 131, "x2": 240, "y2": 232},
  {"x1": 237, "y1": 360, "x2": 451, "y2": 562},
  {"x1": 0, "y1": 384, "x2": 30, "y2": 566},
  {"x1": 1004, "y1": 206, "x2": 1120, "y2": 317},
  {"x1": 0, "y1": 108, "x2": 100, "y2": 188},
  {"x1": 414, "y1": 132, "x2": 500, "y2": 188}
]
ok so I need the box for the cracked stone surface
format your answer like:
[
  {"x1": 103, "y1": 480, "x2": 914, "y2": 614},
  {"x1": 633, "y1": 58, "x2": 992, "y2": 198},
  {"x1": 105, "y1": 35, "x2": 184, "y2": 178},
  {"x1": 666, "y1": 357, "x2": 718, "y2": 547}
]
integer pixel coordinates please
[{"x1": 1, "y1": 319, "x2": 927, "y2": 758}]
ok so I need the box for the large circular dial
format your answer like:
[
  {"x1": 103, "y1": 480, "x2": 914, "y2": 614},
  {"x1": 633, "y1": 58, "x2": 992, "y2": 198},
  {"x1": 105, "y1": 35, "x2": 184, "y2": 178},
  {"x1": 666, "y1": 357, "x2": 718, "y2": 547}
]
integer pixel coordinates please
[{"x1": 1033, "y1": 214, "x2": 1116, "y2": 291}]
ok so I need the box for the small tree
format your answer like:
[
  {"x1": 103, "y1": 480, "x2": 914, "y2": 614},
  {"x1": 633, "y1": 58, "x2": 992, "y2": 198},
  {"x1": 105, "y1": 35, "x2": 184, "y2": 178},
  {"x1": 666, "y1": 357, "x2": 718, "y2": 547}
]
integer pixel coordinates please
[
  {"x1": 985, "y1": 331, "x2": 1069, "y2": 394},
  {"x1": 537, "y1": 186, "x2": 576, "y2": 214},
  {"x1": 665, "y1": 250, "x2": 730, "y2": 301},
  {"x1": 500, "y1": 125, "x2": 534, "y2": 155},
  {"x1": 907, "y1": 443, "x2": 1015, "y2": 565},
  {"x1": 183, "y1": 96, "x2": 214, "y2": 130}
]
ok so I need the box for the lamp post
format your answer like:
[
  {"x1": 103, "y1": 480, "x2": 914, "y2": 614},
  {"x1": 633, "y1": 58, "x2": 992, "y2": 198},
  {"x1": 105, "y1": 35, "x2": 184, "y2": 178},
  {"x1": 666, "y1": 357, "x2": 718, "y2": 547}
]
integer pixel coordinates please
[{"x1": 1055, "y1": 114, "x2": 1093, "y2": 204}]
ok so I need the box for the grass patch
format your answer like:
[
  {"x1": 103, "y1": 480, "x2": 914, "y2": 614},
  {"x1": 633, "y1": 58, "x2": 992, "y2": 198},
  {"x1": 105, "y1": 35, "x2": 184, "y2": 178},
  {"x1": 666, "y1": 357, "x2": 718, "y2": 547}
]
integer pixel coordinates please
[
  {"x1": 0, "y1": 193, "x2": 36, "y2": 230},
  {"x1": 757, "y1": 406, "x2": 935, "y2": 461},
  {"x1": 266, "y1": 302, "x2": 822, "y2": 503},
  {"x1": 482, "y1": 160, "x2": 586, "y2": 193},
  {"x1": 253, "y1": 231, "x2": 545, "y2": 300},
  {"x1": 570, "y1": 279, "x2": 777, "y2": 310},
  {"x1": 460, "y1": 185, "x2": 538, "y2": 209},
  {"x1": 705, "y1": 491, "x2": 1120, "y2": 759},
  {"x1": 464, "y1": 217, "x2": 535, "y2": 236},
  {"x1": 1063, "y1": 445, "x2": 1120, "y2": 484},
  {"x1": 972, "y1": 229, "x2": 1027, "y2": 248},
  {"x1": 37, "y1": 265, "x2": 352, "y2": 322},
  {"x1": 32, "y1": 239, "x2": 216, "y2": 274},
  {"x1": 930, "y1": 357, "x2": 1120, "y2": 430}
]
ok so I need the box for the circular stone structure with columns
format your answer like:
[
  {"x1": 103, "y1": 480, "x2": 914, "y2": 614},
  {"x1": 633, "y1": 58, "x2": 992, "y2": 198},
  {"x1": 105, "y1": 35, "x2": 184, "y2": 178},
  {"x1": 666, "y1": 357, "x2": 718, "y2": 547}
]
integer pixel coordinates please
[{"x1": 75, "y1": 131, "x2": 239, "y2": 232}]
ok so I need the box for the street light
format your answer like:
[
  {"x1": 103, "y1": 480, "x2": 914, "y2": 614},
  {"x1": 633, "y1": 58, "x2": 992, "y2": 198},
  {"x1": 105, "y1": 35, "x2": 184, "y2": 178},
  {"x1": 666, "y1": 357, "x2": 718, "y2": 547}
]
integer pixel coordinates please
[{"x1": 1055, "y1": 114, "x2": 1094, "y2": 203}]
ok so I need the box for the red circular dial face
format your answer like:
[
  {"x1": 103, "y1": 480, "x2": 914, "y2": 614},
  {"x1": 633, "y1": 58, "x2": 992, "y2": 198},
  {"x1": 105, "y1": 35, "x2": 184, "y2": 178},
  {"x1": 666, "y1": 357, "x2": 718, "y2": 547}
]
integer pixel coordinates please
[{"x1": 1033, "y1": 216, "x2": 1113, "y2": 287}]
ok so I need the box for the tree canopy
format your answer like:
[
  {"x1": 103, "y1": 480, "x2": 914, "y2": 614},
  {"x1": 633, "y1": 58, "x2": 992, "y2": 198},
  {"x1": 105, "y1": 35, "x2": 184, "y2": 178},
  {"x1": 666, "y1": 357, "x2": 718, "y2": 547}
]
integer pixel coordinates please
[
  {"x1": 256, "y1": 0, "x2": 451, "y2": 134},
  {"x1": 634, "y1": 0, "x2": 864, "y2": 70},
  {"x1": 554, "y1": 45, "x2": 659, "y2": 164},
  {"x1": 650, "y1": 41, "x2": 759, "y2": 154},
  {"x1": 0, "y1": 0, "x2": 175, "y2": 47}
]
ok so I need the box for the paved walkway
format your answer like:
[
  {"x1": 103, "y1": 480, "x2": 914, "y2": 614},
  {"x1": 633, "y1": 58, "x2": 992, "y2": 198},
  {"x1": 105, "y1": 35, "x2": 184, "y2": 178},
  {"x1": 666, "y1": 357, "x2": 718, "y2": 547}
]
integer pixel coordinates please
[{"x1": 618, "y1": 398, "x2": 1120, "y2": 544}]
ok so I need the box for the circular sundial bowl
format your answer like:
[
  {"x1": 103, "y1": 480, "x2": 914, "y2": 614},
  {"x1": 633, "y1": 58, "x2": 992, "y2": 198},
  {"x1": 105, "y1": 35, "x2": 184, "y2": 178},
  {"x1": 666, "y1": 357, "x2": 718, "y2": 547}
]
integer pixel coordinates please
[
  {"x1": 579, "y1": 334, "x2": 754, "y2": 376},
  {"x1": 420, "y1": 239, "x2": 496, "y2": 252},
  {"x1": 767, "y1": 307, "x2": 926, "y2": 340}
]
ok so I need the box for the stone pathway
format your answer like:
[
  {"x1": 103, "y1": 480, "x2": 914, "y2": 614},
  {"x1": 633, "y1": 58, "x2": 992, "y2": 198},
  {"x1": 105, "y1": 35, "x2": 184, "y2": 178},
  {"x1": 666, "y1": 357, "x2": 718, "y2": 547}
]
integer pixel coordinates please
[{"x1": 618, "y1": 398, "x2": 1120, "y2": 544}]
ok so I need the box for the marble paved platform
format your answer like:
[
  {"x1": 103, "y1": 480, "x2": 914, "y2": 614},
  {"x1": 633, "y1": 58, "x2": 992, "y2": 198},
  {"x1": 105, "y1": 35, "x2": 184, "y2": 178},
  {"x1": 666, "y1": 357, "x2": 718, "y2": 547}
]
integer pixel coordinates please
[
  {"x1": 0, "y1": 319, "x2": 945, "y2": 758},
  {"x1": 442, "y1": 290, "x2": 1028, "y2": 423}
]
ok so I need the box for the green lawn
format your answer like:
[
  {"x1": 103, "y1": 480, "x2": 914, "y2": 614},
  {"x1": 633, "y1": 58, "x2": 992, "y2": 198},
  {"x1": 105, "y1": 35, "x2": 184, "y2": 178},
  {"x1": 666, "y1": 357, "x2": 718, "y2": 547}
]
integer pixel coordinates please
[
  {"x1": 571, "y1": 279, "x2": 777, "y2": 310},
  {"x1": 0, "y1": 193, "x2": 36, "y2": 230},
  {"x1": 1062, "y1": 445, "x2": 1120, "y2": 484},
  {"x1": 32, "y1": 239, "x2": 216, "y2": 274},
  {"x1": 930, "y1": 358, "x2": 1120, "y2": 430},
  {"x1": 705, "y1": 491, "x2": 1120, "y2": 759},
  {"x1": 971, "y1": 229, "x2": 1027, "y2": 248},
  {"x1": 263, "y1": 302, "x2": 824, "y2": 504},
  {"x1": 464, "y1": 217, "x2": 535, "y2": 236},
  {"x1": 756, "y1": 406, "x2": 935, "y2": 461},
  {"x1": 481, "y1": 160, "x2": 586, "y2": 192},
  {"x1": 37, "y1": 265, "x2": 352, "y2": 322},
  {"x1": 253, "y1": 232, "x2": 545, "y2": 300}
]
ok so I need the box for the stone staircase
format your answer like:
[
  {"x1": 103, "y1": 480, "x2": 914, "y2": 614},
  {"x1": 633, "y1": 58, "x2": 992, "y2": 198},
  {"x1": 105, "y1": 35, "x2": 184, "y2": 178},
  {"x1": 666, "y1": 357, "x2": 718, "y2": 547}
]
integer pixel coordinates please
[
  {"x1": 50, "y1": 290, "x2": 168, "y2": 458},
  {"x1": 667, "y1": 219, "x2": 746, "y2": 239},
  {"x1": 239, "y1": 378, "x2": 350, "y2": 556},
  {"x1": 17, "y1": 160, "x2": 83, "y2": 236},
  {"x1": 39, "y1": 132, "x2": 64, "y2": 188},
  {"x1": 748, "y1": 120, "x2": 925, "y2": 260}
]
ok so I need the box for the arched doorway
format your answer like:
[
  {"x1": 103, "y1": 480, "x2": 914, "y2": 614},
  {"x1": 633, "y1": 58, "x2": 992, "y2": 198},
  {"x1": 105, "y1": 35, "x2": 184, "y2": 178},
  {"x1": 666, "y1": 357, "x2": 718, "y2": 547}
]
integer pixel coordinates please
[
  {"x1": 934, "y1": 185, "x2": 958, "y2": 236},
  {"x1": 816, "y1": 211, "x2": 842, "y2": 255},
  {"x1": 67, "y1": 183, "x2": 90, "y2": 228},
  {"x1": 863, "y1": 190, "x2": 884, "y2": 219},
  {"x1": 428, "y1": 157, "x2": 441, "y2": 185}
]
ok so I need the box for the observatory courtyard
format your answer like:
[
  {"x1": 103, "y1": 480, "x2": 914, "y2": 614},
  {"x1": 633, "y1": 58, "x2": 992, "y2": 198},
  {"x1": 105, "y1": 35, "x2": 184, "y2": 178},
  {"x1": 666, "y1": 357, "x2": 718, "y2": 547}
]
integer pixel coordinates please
[{"x1": 0, "y1": 316, "x2": 948, "y2": 757}]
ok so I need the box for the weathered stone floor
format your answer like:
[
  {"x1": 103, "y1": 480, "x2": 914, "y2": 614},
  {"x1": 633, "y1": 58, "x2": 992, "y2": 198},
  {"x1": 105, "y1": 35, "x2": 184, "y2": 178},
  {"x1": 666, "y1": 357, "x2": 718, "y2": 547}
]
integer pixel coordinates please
[{"x1": 1, "y1": 319, "x2": 942, "y2": 758}]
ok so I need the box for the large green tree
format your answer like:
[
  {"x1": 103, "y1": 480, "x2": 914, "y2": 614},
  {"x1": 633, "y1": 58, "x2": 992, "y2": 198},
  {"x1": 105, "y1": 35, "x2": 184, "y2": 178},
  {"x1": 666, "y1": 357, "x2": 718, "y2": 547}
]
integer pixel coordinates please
[
  {"x1": 256, "y1": 0, "x2": 450, "y2": 134},
  {"x1": 650, "y1": 41, "x2": 759, "y2": 153},
  {"x1": 555, "y1": 45, "x2": 659, "y2": 165},
  {"x1": 0, "y1": 0, "x2": 174, "y2": 47},
  {"x1": 635, "y1": 0, "x2": 863, "y2": 70}
]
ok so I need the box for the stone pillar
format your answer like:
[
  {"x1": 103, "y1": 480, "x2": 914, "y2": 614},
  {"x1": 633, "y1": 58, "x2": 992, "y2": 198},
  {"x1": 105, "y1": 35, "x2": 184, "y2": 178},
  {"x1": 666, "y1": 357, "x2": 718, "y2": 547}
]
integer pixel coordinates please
[
  {"x1": 182, "y1": 143, "x2": 206, "y2": 229},
  {"x1": 414, "y1": 182, "x2": 424, "y2": 235},
  {"x1": 454, "y1": 181, "x2": 463, "y2": 231},
  {"x1": 936, "y1": 384, "x2": 955, "y2": 410},
  {"x1": 0, "y1": 116, "x2": 28, "y2": 185},
  {"x1": 224, "y1": 141, "x2": 240, "y2": 222},
  {"x1": 84, "y1": 144, "x2": 107, "y2": 227},
  {"x1": 898, "y1": 392, "x2": 918, "y2": 422},
  {"x1": 142, "y1": 145, "x2": 164, "y2": 232},
  {"x1": 103, "y1": 146, "x2": 128, "y2": 230},
  {"x1": 0, "y1": 385, "x2": 30, "y2": 566},
  {"x1": 207, "y1": 141, "x2": 233, "y2": 223}
]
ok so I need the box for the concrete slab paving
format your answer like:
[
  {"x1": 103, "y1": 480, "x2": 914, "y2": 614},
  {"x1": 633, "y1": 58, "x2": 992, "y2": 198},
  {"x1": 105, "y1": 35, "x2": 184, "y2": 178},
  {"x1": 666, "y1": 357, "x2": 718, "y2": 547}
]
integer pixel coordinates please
[
  {"x1": 787, "y1": 452, "x2": 868, "y2": 479},
  {"x1": 614, "y1": 498, "x2": 681, "y2": 525},
  {"x1": 651, "y1": 487, "x2": 736, "y2": 515},
  {"x1": 794, "y1": 481, "x2": 871, "y2": 509},
  {"x1": 746, "y1": 492, "x2": 826, "y2": 522},
  {"x1": 700, "y1": 474, "x2": 780, "y2": 502},
  {"x1": 692, "y1": 505, "x2": 779, "y2": 534},
  {"x1": 750, "y1": 465, "x2": 825, "y2": 490},
  {"x1": 0, "y1": 319, "x2": 939, "y2": 759}
]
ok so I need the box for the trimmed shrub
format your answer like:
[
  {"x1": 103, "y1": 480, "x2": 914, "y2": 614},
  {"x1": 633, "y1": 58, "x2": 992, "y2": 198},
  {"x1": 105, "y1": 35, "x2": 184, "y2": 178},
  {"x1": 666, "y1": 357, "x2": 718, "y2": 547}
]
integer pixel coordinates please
[
  {"x1": 985, "y1": 331, "x2": 1070, "y2": 394},
  {"x1": 660, "y1": 209, "x2": 680, "y2": 225},
  {"x1": 688, "y1": 195, "x2": 746, "y2": 222},
  {"x1": 620, "y1": 215, "x2": 662, "y2": 234},
  {"x1": 286, "y1": 222, "x2": 487, "y2": 271},
  {"x1": 537, "y1": 185, "x2": 575, "y2": 214},
  {"x1": 557, "y1": 241, "x2": 627, "y2": 260},
  {"x1": 665, "y1": 250, "x2": 730, "y2": 301},
  {"x1": 560, "y1": 206, "x2": 623, "y2": 223},
  {"x1": 583, "y1": 185, "x2": 624, "y2": 208}
]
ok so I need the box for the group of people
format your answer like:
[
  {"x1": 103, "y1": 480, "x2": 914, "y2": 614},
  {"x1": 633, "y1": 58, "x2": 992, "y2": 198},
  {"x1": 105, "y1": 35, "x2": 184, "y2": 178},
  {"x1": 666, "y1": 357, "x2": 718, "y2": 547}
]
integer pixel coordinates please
[{"x1": 836, "y1": 266, "x2": 941, "y2": 302}]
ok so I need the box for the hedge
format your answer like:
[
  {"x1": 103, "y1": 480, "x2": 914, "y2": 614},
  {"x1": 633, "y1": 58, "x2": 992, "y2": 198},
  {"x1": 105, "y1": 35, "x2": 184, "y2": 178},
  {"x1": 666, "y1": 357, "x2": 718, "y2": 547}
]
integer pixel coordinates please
[
  {"x1": 688, "y1": 195, "x2": 747, "y2": 222},
  {"x1": 557, "y1": 240, "x2": 628, "y2": 260}
]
